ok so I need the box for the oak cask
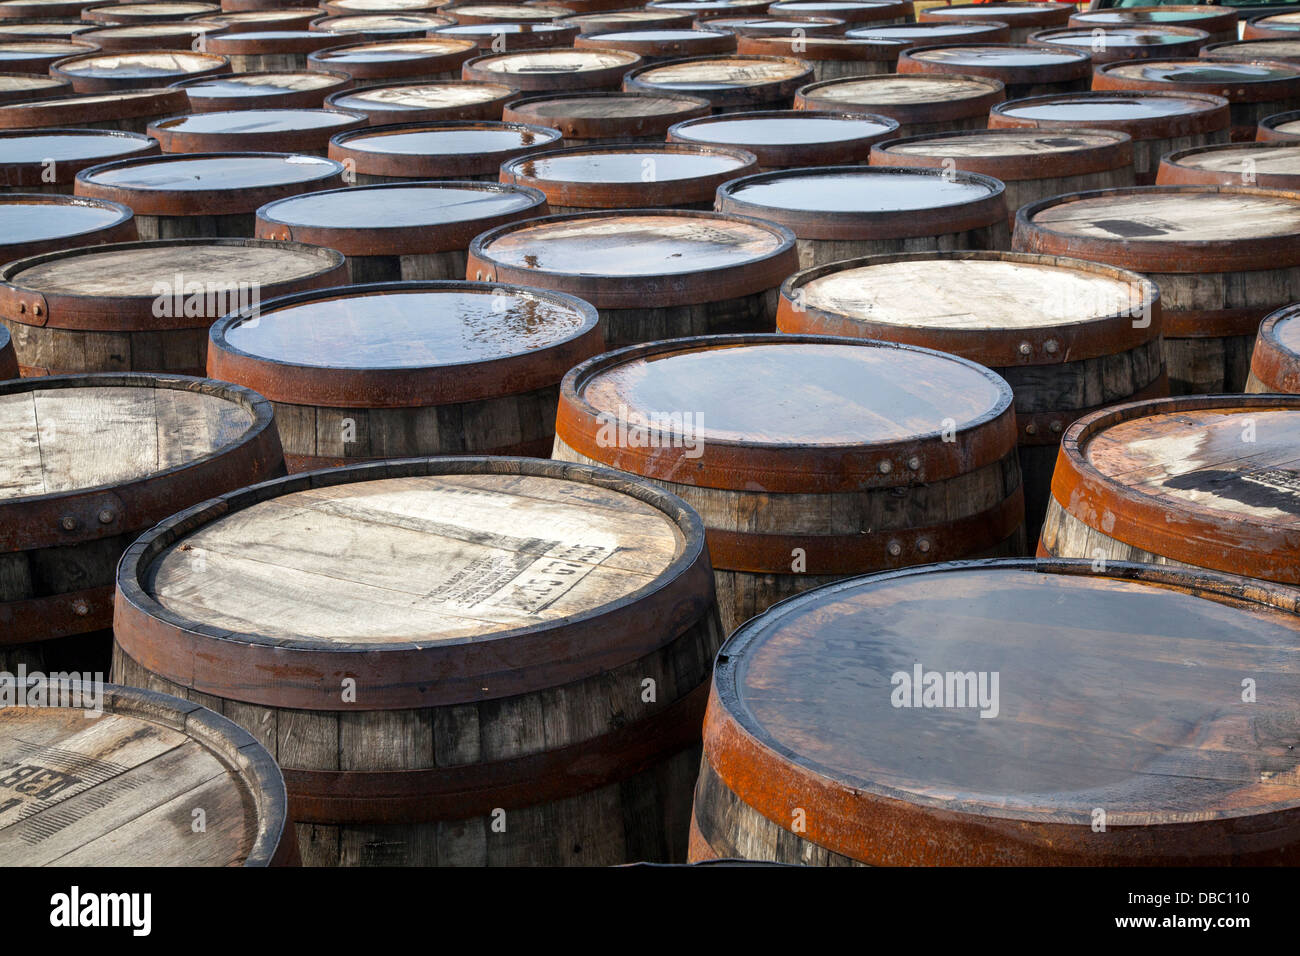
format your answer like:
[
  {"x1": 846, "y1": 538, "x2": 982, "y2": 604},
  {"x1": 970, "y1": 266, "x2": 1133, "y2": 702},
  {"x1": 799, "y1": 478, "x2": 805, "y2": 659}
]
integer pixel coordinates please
[
  {"x1": 919, "y1": 2, "x2": 1069, "y2": 45},
  {"x1": 1246, "y1": 303, "x2": 1300, "y2": 392},
  {"x1": 795, "y1": 72, "x2": 1005, "y2": 137},
  {"x1": 1070, "y1": 5, "x2": 1238, "y2": 46},
  {"x1": 0, "y1": 192, "x2": 135, "y2": 260},
  {"x1": 329, "y1": 119, "x2": 562, "y2": 182},
  {"x1": 1157, "y1": 139, "x2": 1300, "y2": 187},
  {"x1": 897, "y1": 43, "x2": 1090, "y2": 99},
  {"x1": 501, "y1": 90, "x2": 711, "y2": 146},
  {"x1": 1028, "y1": 25, "x2": 1210, "y2": 64},
  {"x1": 172, "y1": 70, "x2": 353, "y2": 113},
  {"x1": 669, "y1": 108, "x2": 897, "y2": 169},
  {"x1": 0, "y1": 127, "x2": 158, "y2": 194},
  {"x1": 325, "y1": 79, "x2": 518, "y2": 124},
  {"x1": 0, "y1": 87, "x2": 188, "y2": 132},
  {"x1": 623, "y1": 54, "x2": 813, "y2": 113},
  {"x1": 306, "y1": 36, "x2": 479, "y2": 83},
  {"x1": 148, "y1": 108, "x2": 368, "y2": 156}
]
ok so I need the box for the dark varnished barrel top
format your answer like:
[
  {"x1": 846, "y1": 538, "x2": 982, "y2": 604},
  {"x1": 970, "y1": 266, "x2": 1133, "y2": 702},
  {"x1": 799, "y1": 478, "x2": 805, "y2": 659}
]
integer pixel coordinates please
[
  {"x1": 206, "y1": 280, "x2": 602, "y2": 408},
  {"x1": 1049, "y1": 395, "x2": 1300, "y2": 584},
  {"x1": 255, "y1": 180, "x2": 546, "y2": 254},
  {"x1": 668, "y1": 108, "x2": 899, "y2": 167},
  {"x1": 328, "y1": 119, "x2": 562, "y2": 177},
  {"x1": 1157, "y1": 140, "x2": 1300, "y2": 187},
  {"x1": 467, "y1": 208, "x2": 798, "y2": 307},
  {"x1": 989, "y1": 89, "x2": 1231, "y2": 138},
  {"x1": 501, "y1": 90, "x2": 712, "y2": 141},
  {"x1": 0, "y1": 127, "x2": 158, "y2": 188},
  {"x1": 0, "y1": 191, "x2": 135, "y2": 257},
  {"x1": 702, "y1": 557, "x2": 1300, "y2": 865},
  {"x1": 554, "y1": 333, "x2": 1016, "y2": 491}
]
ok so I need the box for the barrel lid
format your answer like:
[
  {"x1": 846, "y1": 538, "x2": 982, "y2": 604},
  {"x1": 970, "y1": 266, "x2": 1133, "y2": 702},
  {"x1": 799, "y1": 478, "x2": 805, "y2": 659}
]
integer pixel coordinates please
[
  {"x1": 1250, "y1": 302, "x2": 1300, "y2": 392},
  {"x1": 255, "y1": 180, "x2": 546, "y2": 254},
  {"x1": 1260, "y1": 107, "x2": 1300, "y2": 139},
  {"x1": 433, "y1": 22, "x2": 581, "y2": 49},
  {"x1": 76, "y1": 152, "x2": 344, "y2": 216},
  {"x1": 0, "y1": 192, "x2": 133, "y2": 256},
  {"x1": 768, "y1": 0, "x2": 909, "y2": 22},
  {"x1": 872, "y1": 127, "x2": 1133, "y2": 181},
  {"x1": 0, "y1": 0, "x2": 94, "y2": 14},
  {"x1": 846, "y1": 20, "x2": 1010, "y2": 41},
  {"x1": 922, "y1": 2, "x2": 1066, "y2": 25},
  {"x1": 502, "y1": 90, "x2": 711, "y2": 138},
  {"x1": 0, "y1": 72, "x2": 69, "y2": 105},
  {"x1": 84, "y1": 1, "x2": 221, "y2": 21},
  {"x1": 989, "y1": 90, "x2": 1231, "y2": 138},
  {"x1": 208, "y1": 279, "x2": 601, "y2": 407},
  {"x1": 326, "y1": 79, "x2": 518, "y2": 120},
  {"x1": 326, "y1": 0, "x2": 449, "y2": 10},
  {"x1": 668, "y1": 109, "x2": 898, "y2": 166},
  {"x1": 906, "y1": 43, "x2": 1086, "y2": 68},
  {"x1": 1052, "y1": 395, "x2": 1300, "y2": 582},
  {"x1": 206, "y1": 29, "x2": 349, "y2": 53},
  {"x1": 0, "y1": 127, "x2": 157, "y2": 186},
  {"x1": 704, "y1": 557, "x2": 1300, "y2": 865},
  {"x1": 463, "y1": 47, "x2": 641, "y2": 86},
  {"x1": 702, "y1": 16, "x2": 846, "y2": 36},
  {"x1": 0, "y1": 237, "x2": 346, "y2": 331},
  {"x1": 1094, "y1": 58, "x2": 1300, "y2": 99},
  {"x1": 51, "y1": 50, "x2": 231, "y2": 87},
  {"x1": 308, "y1": 35, "x2": 478, "y2": 70},
  {"x1": 623, "y1": 54, "x2": 813, "y2": 101},
  {"x1": 1031, "y1": 24, "x2": 1211, "y2": 50},
  {"x1": 329, "y1": 118, "x2": 561, "y2": 175},
  {"x1": 191, "y1": 9, "x2": 321, "y2": 31},
  {"x1": 778, "y1": 250, "x2": 1158, "y2": 366},
  {"x1": 308, "y1": 12, "x2": 453, "y2": 33},
  {"x1": 716, "y1": 165, "x2": 1006, "y2": 239},
  {"x1": 0, "y1": 36, "x2": 95, "y2": 58},
  {"x1": 148, "y1": 107, "x2": 367, "y2": 152},
  {"x1": 1252, "y1": 10, "x2": 1300, "y2": 30},
  {"x1": 501, "y1": 141, "x2": 757, "y2": 207},
  {"x1": 560, "y1": 7, "x2": 695, "y2": 31},
  {"x1": 1158, "y1": 140, "x2": 1300, "y2": 187},
  {"x1": 0, "y1": 20, "x2": 99, "y2": 38},
  {"x1": 1016, "y1": 185, "x2": 1300, "y2": 273},
  {"x1": 172, "y1": 70, "x2": 350, "y2": 103},
  {"x1": 555, "y1": 333, "x2": 1015, "y2": 491},
  {"x1": 0, "y1": 86, "x2": 186, "y2": 126},
  {"x1": 114, "y1": 456, "x2": 714, "y2": 709},
  {"x1": 647, "y1": 0, "x2": 771, "y2": 13},
  {"x1": 796, "y1": 73, "x2": 1006, "y2": 123},
  {"x1": 1204, "y1": 38, "x2": 1300, "y2": 63},
  {"x1": 574, "y1": 28, "x2": 736, "y2": 57},
  {"x1": 444, "y1": 2, "x2": 573, "y2": 21},
  {"x1": 0, "y1": 682, "x2": 290, "y2": 867},
  {"x1": 467, "y1": 208, "x2": 798, "y2": 307},
  {"x1": 1071, "y1": 5, "x2": 1237, "y2": 29},
  {"x1": 735, "y1": 33, "x2": 907, "y2": 60}
]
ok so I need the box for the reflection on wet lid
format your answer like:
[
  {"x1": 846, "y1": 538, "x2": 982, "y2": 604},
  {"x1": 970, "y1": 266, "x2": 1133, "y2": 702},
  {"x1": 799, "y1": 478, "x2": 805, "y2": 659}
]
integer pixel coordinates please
[
  {"x1": 332, "y1": 82, "x2": 512, "y2": 107},
  {"x1": 1031, "y1": 191, "x2": 1300, "y2": 241},
  {"x1": 54, "y1": 52, "x2": 219, "y2": 76},
  {"x1": 910, "y1": 46, "x2": 1082, "y2": 67},
  {"x1": 0, "y1": 198, "x2": 125, "y2": 242},
  {"x1": 1000, "y1": 93, "x2": 1212, "y2": 120},
  {"x1": 0, "y1": 130, "x2": 152, "y2": 162},
  {"x1": 222, "y1": 288, "x2": 594, "y2": 369},
  {"x1": 314, "y1": 38, "x2": 474, "y2": 60},
  {"x1": 885, "y1": 129, "x2": 1125, "y2": 156},
  {"x1": 675, "y1": 113, "x2": 894, "y2": 144},
  {"x1": 473, "y1": 50, "x2": 638, "y2": 72},
  {"x1": 511, "y1": 147, "x2": 749, "y2": 182},
  {"x1": 514, "y1": 93, "x2": 704, "y2": 116},
  {"x1": 1077, "y1": 8, "x2": 1224, "y2": 22},
  {"x1": 1039, "y1": 26, "x2": 1203, "y2": 47},
  {"x1": 180, "y1": 73, "x2": 343, "y2": 95},
  {"x1": 436, "y1": 22, "x2": 571, "y2": 34},
  {"x1": 342, "y1": 124, "x2": 557, "y2": 154},
  {"x1": 808, "y1": 74, "x2": 998, "y2": 104},
  {"x1": 633, "y1": 57, "x2": 807, "y2": 86},
  {"x1": 847, "y1": 22, "x2": 998, "y2": 38},
  {"x1": 154, "y1": 110, "x2": 361, "y2": 133},
  {"x1": 724, "y1": 168, "x2": 997, "y2": 213},
  {"x1": 260, "y1": 183, "x2": 538, "y2": 228},
  {"x1": 590, "y1": 29, "x2": 726, "y2": 40},
  {"x1": 1106, "y1": 61, "x2": 1299, "y2": 82},
  {"x1": 82, "y1": 154, "x2": 338, "y2": 190}
]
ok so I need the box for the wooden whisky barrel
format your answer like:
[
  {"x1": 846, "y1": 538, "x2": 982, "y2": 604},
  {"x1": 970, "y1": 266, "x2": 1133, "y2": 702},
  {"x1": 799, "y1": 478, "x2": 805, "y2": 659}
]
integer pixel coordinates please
[
  {"x1": 765, "y1": 0, "x2": 911, "y2": 28},
  {"x1": 1203, "y1": 38, "x2": 1300, "y2": 66},
  {"x1": 207, "y1": 281, "x2": 602, "y2": 469},
  {"x1": 0, "y1": 37, "x2": 96, "y2": 72},
  {"x1": 0, "y1": 86, "x2": 187, "y2": 131},
  {"x1": 702, "y1": 16, "x2": 847, "y2": 38},
  {"x1": 622, "y1": 54, "x2": 813, "y2": 113},
  {"x1": 501, "y1": 90, "x2": 710, "y2": 145},
  {"x1": 794, "y1": 73, "x2": 1005, "y2": 137},
  {"x1": 0, "y1": 74, "x2": 68, "y2": 107},
  {"x1": 468, "y1": 209, "x2": 795, "y2": 348},
  {"x1": 499, "y1": 142, "x2": 756, "y2": 213},
  {"x1": 871, "y1": 128, "x2": 1135, "y2": 227},
  {"x1": 920, "y1": 2, "x2": 1068, "y2": 45},
  {"x1": 0, "y1": 128, "x2": 157, "y2": 194},
  {"x1": 432, "y1": 22, "x2": 582, "y2": 51},
  {"x1": 0, "y1": 20, "x2": 99, "y2": 40},
  {"x1": 0, "y1": 324, "x2": 16, "y2": 378},
  {"x1": 206, "y1": 29, "x2": 347, "y2": 71},
  {"x1": 1014, "y1": 185, "x2": 1300, "y2": 395},
  {"x1": 575, "y1": 28, "x2": 735, "y2": 63},
  {"x1": 647, "y1": 0, "x2": 771, "y2": 20},
  {"x1": 78, "y1": 21, "x2": 227, "y2": 52},
  {"x1": 0, "y1": 237, "x2": 345, "y2": 376},
  {"x1": 846, "y1": 20, "x2": 1013, "y2": 45},
  {"x1": 325, "y1": 79, "x2": 518, "y2": 124},
  {"x1": 0, "y1": 0, "x2": 95, "y2": 18},
  {"x1": 256, "y1": 180, "x2": 545, "y2": 282},
  {"x1": 1260, "y1": 108, "x2": 1300, "y2": 141},
  {"x1": 191, "y1": 8, "x2": 320, "y2": 32},
  {"x1": 0, "y1": 682, "x2": 296, "y2": 866},
  {"x1": 76, "y1": 151, "x2": 345, "y2": 239},
  {"x1": 319, "y1": 0, "x2": 446, "y2": 12},
  {"x1": 1027, "y1": 25, "x2": 1211, "y2": 65},
  {"x1": 1246, "y1": 11, "x2": 1300, "y2": 41},
  {"x1": 1040, "y1": 395, "x2": 1300, "y2": 589},
  {"x1": 733, "y1": 35, "x2": 903, "y2": 82},
  {"x1": 1092, "y1": 58, "x2": 1300, "y2": 142},
  {"x1": 442, "y1": 2, "x2": 572, "y2": 24},
  {"x1": 562, "y1": 7, "x2": 694, "y2": 33},
  {"x1": 1246, "y1": 303, "x2": 1300, "y2": 392},
  {"x1": 776, "y1": 250, "x2": 1164, "y2": 537},
  {"x1": 716, "y1": 166, "x2": 1009, "y2": 269},
  {"x1": 147, "y1": 108, "x2": 367, "y2": 156},
  {"x1": 0, "y1": 373, "x2": 284, "y2": 672},
  {"x1": 329, "y1": 119, "x2": 561, "y2": 182},
  {"x1": 690, "y1": 557, "x2": 1300, "y2": 866},
  {"x1": 553, "y1": 334, "x2": 1026, "y2": 634},
  {"x1": 50, "y1": 50, "x2": 231, "y2": 94},
  {"x1": 112, "y1": 455, "x2": 723, "y2": 866},
  {"x1": 1070, "y1": 5, "x2": 1238, "y2": 46},
  {"x1": 84, "y1": 2, "x2": 220, "y2": 24},
  {"x1": 308, "y1": 12, "x2": 453, "y2": 39},
  {"x1": 173, "y1": 70, "x2": 353, "y2": 112},
  {"x1": 1157, "y1": 140, "x2": 1300, "y2": 188},
  {"x1": 307, "y1": 36, "x2": 479, "y2": 83},
  {"x1": 464, "y1": 48, "x2": 641, "y2": 92},
  {"x1": 0, "y1": 192, "x2": 135, "y2": 260},
  {"x1": 669, "y1": 108, "x2": 897, "y2": 169},
  {"x1": 898, "y1": 44, "x2": 1090, "y2": 100},
  {"x1": 988, "y1": 89, "x2": 1231, "y2": 184}
]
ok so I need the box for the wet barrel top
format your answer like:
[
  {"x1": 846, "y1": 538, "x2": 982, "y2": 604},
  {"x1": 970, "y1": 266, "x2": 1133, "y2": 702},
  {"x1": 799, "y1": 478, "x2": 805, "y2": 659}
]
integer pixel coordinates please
[
  {"x1": 0, "y1": 22, "x2": 99, "y2": 39},
  {"x1": 207, "y1": 30, "x2": 351, "y2": 54},
  {"x1": 554, "y1": 334, "x2": 1015, "y2": 490},
  {"x1": 767, "y1": 0, "x2": 911, "y2": 23},
  {"x1": 113, "y1": 456, "x2": 712, "y2": 708},
  {"x1": 0, "y1": 192, "x2": 133, "y2": 256},
  {"x1": 777, "y1": 250, "x2": 1156, "y2": 366},
  {"x1": 78, "y1": 22, "x2": 228, "y2": 51},
  {"x1": 701, "y1": 16, "x2": 847, "y2": 37},
  {"x1": 1093, "y1": 58, "x2": 1300, "y2": 100},
  {"x1": 667, "y1": 109, "x2": 899, "y2": 166},
  {"x1": 463, "y1": 48, "x2": 642, "y2": 88},
  {"x1": 900, "y1": 43, "x2": 1090, "y2": 81},
  {"x1": 500, "y1": 142, "x2": 757, "y2": 207},
  {"x1": 192, "y1": 9, "x2": 320, "y2": 31},
  {"x1": 1016, "y1": 185, "x2": 1300, "y2": 272},
  {"x1": 329, "y1": 120, "x2": 562, "y2": 177},
  {"x1": 1204, "y1": 38, "x2": 1300, "y2": 63},
  {"x1": 647, "y1": 0, "x2": 773, "y2": 15},
  {"x1": 796, "y1": 73, "x2": 1005, "y2": 120},
  {"x1": 871, "y1": 128, "x2": 1134, "y2": 181},
  {"x1": 467, "y1": 209, "x2": 798, "y2": 307},
  {"x1": 172, "y1": 71, "x2": 352, "y2": 110},
  {"x1": 1052, "y1": 395, "x2": 1300, "y2": 582},
  {"x1": 622, "y1": 54, "x2": 813, "y2": 99},
  {"x1": 1158, "y1": 141, "x2": 1300, "y2": 187},
  {"x1": 255, "y1": 180, "x2": 546, "y2": 254},
  {"x1": 307, "y1": 36, "x2": 479, "y2": 76},
  {"x1": 0, "y1": 37, "x2": 95, "y2": 69},
  {"x1": 921, "y1": 2, "x2": 1068, "y2": 27},
  {"x1": 1261, "y1": 110, "x2": 1300, "y2": 139},
  {"x1": 326, "y1": 80, "x2": 518, "y2": 121},
  {"x1": 846, "y1": 20, "x2": 1010, "y2": 42},
  {"x1": 83, "y1": 2, "x2": 220, "y2": 22},
  {"x1": 501, "y1": 90, "x2": 712, "y2": 139},
  {"x1": 207, "y1": 280, "x2": 602, "y2": 407},
  {"x1": 1252, "y1": 304, "x2": 1300, "y2": 389},
  {"x1": 307, "y1": 12, "x2": 455, "y2": 35},
  {"x1": 50, "y1": 51, "x2": 230, "y2": 90},
  {"x1": 988, "y1": 90, "x2": 1230, "y2": 137},
  {"x1": 715, "y1": 165, "x2": 1006, "y2": 239},
  {"x1": 0, "y1": 127, "x2": 157, "y2": 186},
  {"x1": 148, "y1": 108, "x2": 367, "y2": 152},
  {"x1": 1030, "y1": 25, "x2": 1211, "y2": 55},
  {"x1": 442, "y1": 2, "x2": 573, "y2": 23},
  {"x1": 0, "y1": 87, "x2": 187, "y2": 128},
  {"x1": 432, "y1": 22, "x2": 581, "y2": 50},
  {"x1": 323, "y1": 0, "x2": 447, "y2": 9},
  {"x1": 1249, "y1": 11, "x2": 1300, "y2": 37},
  {"x1": 703, "y1": 558, "x2": 1300, "y2": 864},
  {"x1": 75, "y1": 152, "x2": 345, "y2": 215},
  {"x1": 733, "y1": 34, "x2": 908, "y2": 61},
  {"x1": 1070, "y1": 5, "x2": 1237, "y2": 32},
  {"x1": 0, "y1": 73, "x2": 70, "y2": 106},
  {"x1": 561, "y1": 8, "x2": 696, "y2": 32},
  {"x1": 573, "y1": 28, "x2": 737, "y2": 58}
]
